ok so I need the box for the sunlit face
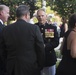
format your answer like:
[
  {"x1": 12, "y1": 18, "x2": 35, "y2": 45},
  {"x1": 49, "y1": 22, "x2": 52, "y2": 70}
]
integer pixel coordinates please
[
  {"x1": 1, "y1": 7, "x2": 10, "y2": 23},
  {"x1": 37, "y1": 10, "x2": 47, "y2": 24}
]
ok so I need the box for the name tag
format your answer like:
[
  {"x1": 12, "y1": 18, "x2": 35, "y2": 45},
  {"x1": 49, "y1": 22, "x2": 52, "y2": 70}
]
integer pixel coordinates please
[{"x1": 45, "y1": 29, "x2": 54, "y2": 38}]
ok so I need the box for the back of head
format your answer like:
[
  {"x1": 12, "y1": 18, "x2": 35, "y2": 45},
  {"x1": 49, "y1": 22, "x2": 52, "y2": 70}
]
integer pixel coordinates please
[
  {"x1": 61, "y1": 16, "x2": 67, "y2": 23},
  {"x1": 16, "y1": 5, "x2": 30, "y2": 18},
  {"x1": 68, "y1": 14, "x2": 76, "y2": 29}
]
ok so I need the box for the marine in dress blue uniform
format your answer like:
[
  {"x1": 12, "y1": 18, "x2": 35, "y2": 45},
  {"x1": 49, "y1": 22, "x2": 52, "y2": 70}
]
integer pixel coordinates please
[{"x1": 35, "y1": 22, "x2": 59, "y2": 66}]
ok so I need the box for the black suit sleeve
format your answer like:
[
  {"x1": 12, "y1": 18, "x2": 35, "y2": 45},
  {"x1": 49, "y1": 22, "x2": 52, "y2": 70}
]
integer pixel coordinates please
[
  {"x1": 0, "y1": 29, "x2": 7, "y2": 75},
  {"x1": 35, "y1": 25, "x2": 45, "y2": 69},
  {"x1": 45, "y1": 26, "x2": 59, "y2": 50}
]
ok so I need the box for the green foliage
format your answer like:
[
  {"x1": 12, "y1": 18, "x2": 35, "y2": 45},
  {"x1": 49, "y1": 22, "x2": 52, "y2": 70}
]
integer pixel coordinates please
[
  {"x1": 55, "y1": 50, "x2": 62, "y2": 59},
  {"x1": 0, "y1": 0, "x2": 39, "y2": 20},
  {"x1": 51, "y1": 0, "x2": 76, "y2": 18},
  {"x1": 35, "y1": 0, "x2": 42, "y2": 8},
  {"x1": 2, "y1": 0, "x2": 75, "y2": 21},
  {"x1": 33, "y1": 17, "x2": 38, "y2": 23},
  {"x1": 55, "y1": 50, "x2": 62, "y2": 68},
  {"x1": 46, "y1": 6, "x2": 54, "y2": 14},
  {"x1": 56, "y1": 59, "x2": 60, "y2": 68}
]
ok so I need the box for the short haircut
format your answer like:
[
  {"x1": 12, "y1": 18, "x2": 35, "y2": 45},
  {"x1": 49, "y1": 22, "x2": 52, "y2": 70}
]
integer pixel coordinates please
[
  {"x1": 16, "y1": 5, "x2": 30, "y2": 18},
  {"x1": 0, "y1": 5, "x2": 9, "y2": 11},
  {"x1": 36, "y1": 8, "x2": 46, "y2": 18},
  {"x1": 37, "y1": 8, "x2": 45, "y2": 15},
  {"x1": 68, "y1": 14, "x2": 76, "y2": 28}
]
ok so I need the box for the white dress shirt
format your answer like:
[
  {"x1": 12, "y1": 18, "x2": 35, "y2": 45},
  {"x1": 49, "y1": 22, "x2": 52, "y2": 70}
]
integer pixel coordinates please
[{"x1": 0, "y1": 19, "x2": 3, "y2": 24}]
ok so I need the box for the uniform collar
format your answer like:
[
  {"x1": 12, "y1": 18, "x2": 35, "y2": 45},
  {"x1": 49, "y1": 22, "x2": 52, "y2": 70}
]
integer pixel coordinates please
[{"x1": 38, "y1": 22, "x2": 48, "y2": 26}]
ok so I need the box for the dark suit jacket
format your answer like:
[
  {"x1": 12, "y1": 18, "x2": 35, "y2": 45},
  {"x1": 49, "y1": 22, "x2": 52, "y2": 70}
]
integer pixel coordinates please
[
  {"x1": 0, "y1": 22, "x2": 5, "y2": 32},
  {"x1": 35, "y1": 22, "x2": 59, "y2": 66},
  {"x1": 0, "y1": 19, "x2": 45, "y2": 75},
  {"x1": 0, "y1": 22, "x2": 6, "y2": 75}
]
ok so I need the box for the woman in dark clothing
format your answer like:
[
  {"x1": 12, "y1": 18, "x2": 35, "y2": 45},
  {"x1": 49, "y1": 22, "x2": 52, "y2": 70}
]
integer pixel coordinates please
[
  {"x1": 56, "y1": 14, "x2": 76, "y2": 75},
  {"x1": 60, "y1": 17, "x2": 68, "y2": 37}
]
